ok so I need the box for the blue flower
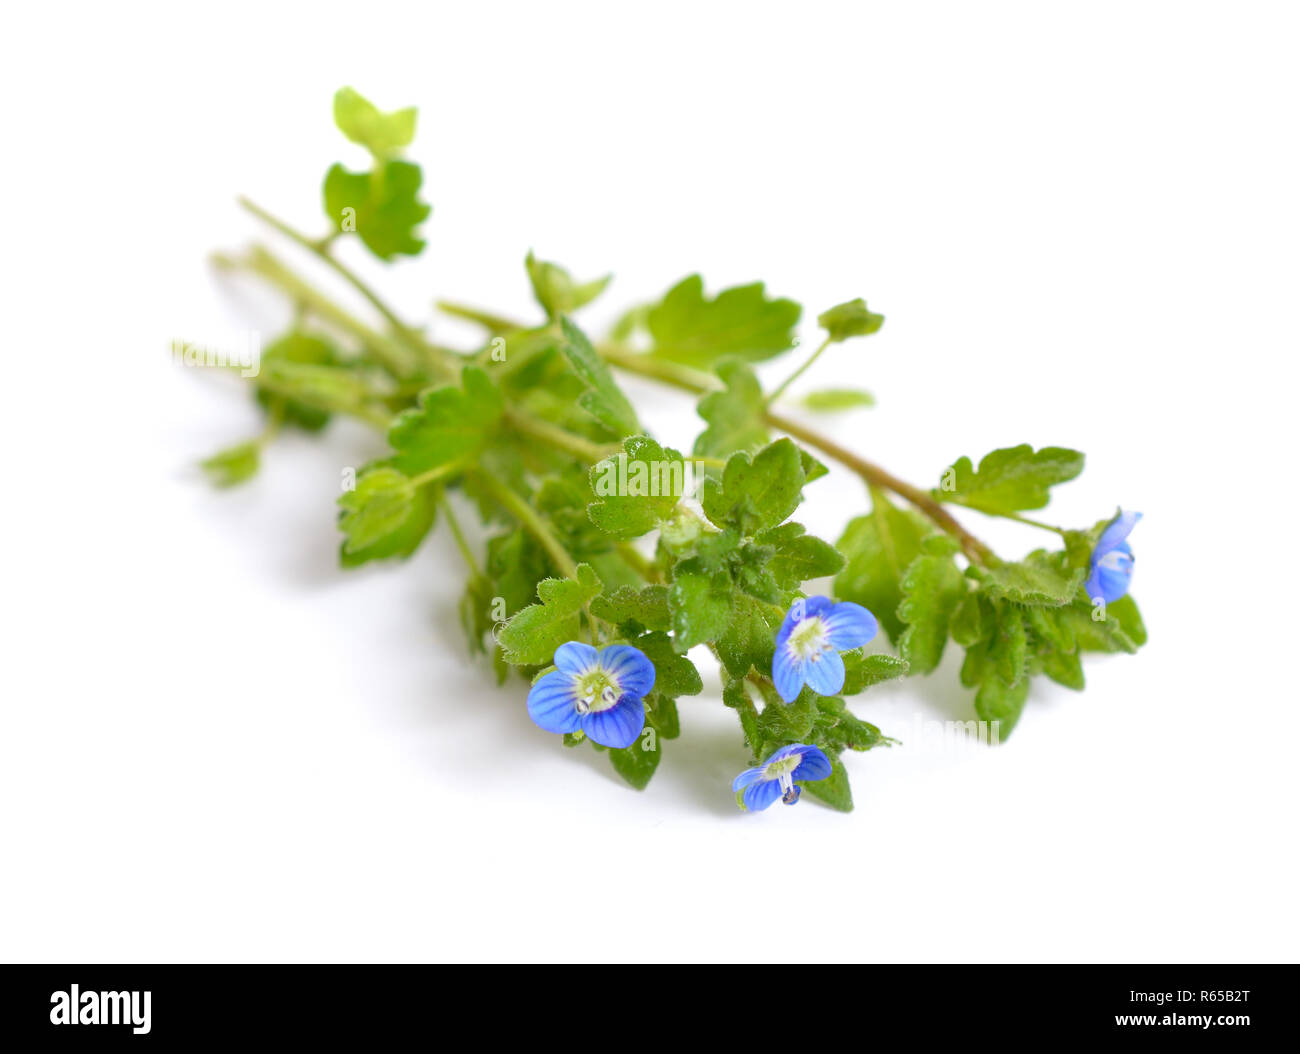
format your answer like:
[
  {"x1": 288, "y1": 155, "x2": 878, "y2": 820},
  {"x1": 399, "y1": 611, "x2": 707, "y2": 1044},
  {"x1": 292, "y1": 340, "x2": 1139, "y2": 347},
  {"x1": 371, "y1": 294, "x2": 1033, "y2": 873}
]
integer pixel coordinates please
[
  {"x1": 772, "y1": 596, "x2": 877, "y2": 702},
  {"x1": 526, "y1": 641, "x2": 655, "y2": 749},
  {"x1": 733, "y1": 743, "x2": 833, "y2": 810},
  {"x1": 1085, "y1": 510, "x2": 1142, "y2": 604}
]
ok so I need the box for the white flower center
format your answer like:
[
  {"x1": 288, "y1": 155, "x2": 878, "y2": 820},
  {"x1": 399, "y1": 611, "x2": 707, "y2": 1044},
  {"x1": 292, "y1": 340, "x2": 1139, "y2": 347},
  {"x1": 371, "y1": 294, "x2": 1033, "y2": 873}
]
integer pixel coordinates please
[
  {"x1": 573, "y1": 669, "x2": 621, "y2": 714},
  {"x1": 1097, "y1": 550, "x2": 1133, "y2": 576},
  {"x1": 787, "y1": 616, "x2": 831, "y2": 664},
  {"x1": 763, "y1": 753, "x2": 802, "y2": 795}
]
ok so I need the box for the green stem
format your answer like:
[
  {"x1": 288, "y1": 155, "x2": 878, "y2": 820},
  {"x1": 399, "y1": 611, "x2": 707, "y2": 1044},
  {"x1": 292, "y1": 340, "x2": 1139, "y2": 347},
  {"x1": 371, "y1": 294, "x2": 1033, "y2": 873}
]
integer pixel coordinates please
[
  {"x1": 503, "y1": 406, "x2": 615, "y2": 465},
  {"x1": 212, "y1": 246, "x2": 412, "y2": 374},
  {"x1": 469, "y1": 469, "x2": 579, "y2": 578},
  {"x1": 437, "y1": 491, "x2": 482, "y2": 576},
  {"x1": 410, "y1": 462, "x2": 465, "y2": 488},
  {"x1": 766, "y1": 336, "x2": 832, "y2": 406},
  {"x1": 436, "y1": 299, "x2": 527, "y2": 335},
  {"x1": 983, "y1": 510, "x2": 1068, "y2": 535},
  {"x1": 599, "y1": 346, "x2": 996, "y2": 566},
  {"x1": 237, "y1": 196, "x2": 455, "y2": 378}
]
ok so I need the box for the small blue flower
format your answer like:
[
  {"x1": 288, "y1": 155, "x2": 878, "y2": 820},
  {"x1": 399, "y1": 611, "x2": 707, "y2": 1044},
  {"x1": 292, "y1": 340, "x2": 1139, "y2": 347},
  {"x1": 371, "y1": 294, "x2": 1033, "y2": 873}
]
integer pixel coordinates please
[
  {"x1": 733, "y1": 743, "x2": 833, "y2": 811},
  {"x1": 772, "y1": 596, "x2": 877, "y2": 702},
  {"x1": 1085, "y1": 510, "x2": 1142, "y2": 604},
  {"x1": 526, "y1": 641, "x2": 655, "y2": 749}
]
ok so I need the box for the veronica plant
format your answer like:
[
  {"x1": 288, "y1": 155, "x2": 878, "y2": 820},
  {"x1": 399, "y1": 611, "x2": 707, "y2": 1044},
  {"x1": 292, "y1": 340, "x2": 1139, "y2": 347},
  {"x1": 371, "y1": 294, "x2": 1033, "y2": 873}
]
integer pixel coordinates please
[{"x1": 191, "y1": 88, "x2": 1148, "y2": 814}]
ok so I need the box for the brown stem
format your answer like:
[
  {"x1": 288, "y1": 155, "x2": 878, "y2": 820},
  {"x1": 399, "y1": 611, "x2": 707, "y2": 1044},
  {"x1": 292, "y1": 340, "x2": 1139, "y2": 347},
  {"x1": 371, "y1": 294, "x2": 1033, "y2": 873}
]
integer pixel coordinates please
[{"x1": 600, "y1": 347, "x2": 995, "y2": 566}]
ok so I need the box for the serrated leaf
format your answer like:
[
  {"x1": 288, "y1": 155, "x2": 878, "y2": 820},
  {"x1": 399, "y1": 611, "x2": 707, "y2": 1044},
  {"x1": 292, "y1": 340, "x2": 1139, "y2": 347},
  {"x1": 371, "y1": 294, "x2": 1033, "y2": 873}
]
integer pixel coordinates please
[
  {"x1": 800, "y1": 388, "x2": 875, "y2": 412},
  {"x1": 646, "y1": 274, "x2": 801, "y2": 369},
  {"x1": 557, "y1": 317, "x2": 638, "y2": 436},
  {"x1": 388, "y1": 367, "x2": 504, "y2": 477},
  {"x1": 936, "y1": 444, "x2": 1084, "y2": 515},
  {"x1": 588, "y1": 435, "x2": 687, "y2": 539},
  {"x1": 200, "y1": 441, "x2": 260, "y2": 488},
  {"x1": 333, "y1": 87, "x2": 417, "y2": 158},
  {"x1": 338, "y1": 467, "x2": 415, "y2": 554},
  {"x1": 633, "y1": 631, "x2": 703, "y2": 698},
  {"x1": 694, "y1": 359, "x2": 770, "y2": 458},
  {"x1": 526, "y1": 252, "x2": 611, "y2": 319},
  {"x1": 339, "y1": 469, "x2": 437, "y2": 567},
  {"x1": 589, "y1": 584, "x2": 671, "y2": 632},
  {"x1": 817, "y1": 298, "x2": 884, "y2": 343},
  {"x1": 898, "y1": 552, "x2": 967, "y2": 675},
  {"x1": 834, "y1": 491, "x2": 930, "y2": 642},
  {"x1": 757, "y1": 695, "x2": 816, "y2": 745},
  {"x1": 497, "y1": 564, "x2": 603, "y2": 665},
  {"x1": 323, "y1": 159, "x2": 431, "y2": 260},
  {"x1": 981, "y1": 555, "x2": 1084, "y2": 607},
  {"x1": 765, "y1": 527, "x2": 845, "y2": 587},
  {"x1": 667, "y1": 569, "x2": 733, "y2": 650},
  {"x1": 701, "y1": 438, "x2": 804, "y2": 534},
  {"x1": 812, "y1": 697, "x2": 892, "y2": 753}
]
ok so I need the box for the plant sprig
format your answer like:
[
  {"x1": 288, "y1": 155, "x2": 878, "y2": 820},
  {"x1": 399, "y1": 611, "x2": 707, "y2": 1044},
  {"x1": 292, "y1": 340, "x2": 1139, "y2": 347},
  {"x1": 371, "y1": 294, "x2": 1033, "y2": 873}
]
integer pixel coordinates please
[{"x1": 192, "y1": 88, "x2": 1147, "y2": 813}]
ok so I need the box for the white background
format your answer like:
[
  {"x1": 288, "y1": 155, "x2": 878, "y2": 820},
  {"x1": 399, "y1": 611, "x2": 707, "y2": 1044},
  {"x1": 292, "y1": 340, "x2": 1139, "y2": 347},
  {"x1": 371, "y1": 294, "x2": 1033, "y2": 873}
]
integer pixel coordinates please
[{"x1": 3, "y1": 1, "x2": 1298, "y2": 963}]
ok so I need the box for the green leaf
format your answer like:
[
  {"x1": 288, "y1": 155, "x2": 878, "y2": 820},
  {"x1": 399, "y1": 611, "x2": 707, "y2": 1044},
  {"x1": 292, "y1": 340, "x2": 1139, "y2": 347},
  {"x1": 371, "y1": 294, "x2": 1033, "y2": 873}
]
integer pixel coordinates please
[
  {"x1": 936, "y1": 444, "x2": 1085, "y2": 515},
  {"x1": 200, "y1": 441, "x2": 260, "y2": 488},
  {"x1": 589, "y1": 584, "x2": 671, "y2": 632},
  {"x1": 762, "y1": 523, "x2": 845, "y2": 587},
  {"x1": 497, "y1": 564, "x2": 603, "y2": 665},
  {"x1": 634, "y1": 632, "x2": 703, "y2": 699},
  {"x1": 722, "y1": 677, "x2": 762, "y2": 753},
  {"x1": 337, "y1": 467, "x2": 415, "y2": 554},
  {"x1": 388, "y1": 367, "x2": 504, "y2": 477},
  {"x1": 716, "y1": 592, "x2": 780, "y2": 678},
  {"x1": 646, "y1": 274, "x2": 801, "y2": 369},
  {"x1": 1056, "y1": 602, "x2": 1139, "y2": 654},
  {"x1": 339, "y1": 469, "x2": 437, "y2": 566},
  {"x1": 801, "y1": 750, "x2": 853, "y2": 812},
  {"x1": 757, "y1": 695, "x2": 816, "y2": 745},
  {"x1": 255, "y1": 332, "x2": 342, "y2": 431},
  {"x1": 694, "y1": 360, "x2": 770, "y2": 458},
  {"x1": 989, "y1": 606, "x2": 1028, "y2": 687},
  {"x1": 835, "y1": 491, "x2": 930, "y2": 642},
  {"x1": 800, "y1": 388, "x2": 875, "y2": 412},
  {"x1": 841, "y1": 652, "x2": 910, "y2": 693},
  {"x1": 258, "y1": 358, "x2": 373, "y2": 415},
  {"x1": 526, "y1": 252, "x2": 611, "y2": 319},
  {"x1": 1041, "y1": 648, "x2": 1085, "y2": 691},
  {"x1": 1107, "y1": 594, "x2": 1148, "y2": 647},
  {"x1": 557, "y1": 317, "x2": 638, "y2": 436},
  {"x1": 701, "y1": 438, "x2": 805, "y2": 535},
  {"x1": 817, "y1": 298, "x2": 885, "y2": 343},
  {"x1": 667, "y1": 569, "x2": 733, "y2": 650},
  {"x1": 980, "y1": 554, "x2": 1084, "y2": 607},
  {"x1": 608, "y1": 737, "x2": 660, "y2": 790},
  {"x1": 588, "y1": 435, "x2": 687, "y2": 539},
  {"x1": 974, "y1": 676, "x2": 1030, "y2": 739},
  {"x1": 332, "y1": 87, "x2": 417, "y2": 158},
  {"x1": 323, "y1": 159, "x2": 431, "y2": 260},
  {"x1": 898, "y1": 552, "x2": 967, "y2": 675}
]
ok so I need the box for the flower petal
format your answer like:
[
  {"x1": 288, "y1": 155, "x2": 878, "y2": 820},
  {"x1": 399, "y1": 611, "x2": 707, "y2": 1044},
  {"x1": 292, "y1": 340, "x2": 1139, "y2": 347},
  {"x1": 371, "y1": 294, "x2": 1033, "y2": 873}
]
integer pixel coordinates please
[
  {"x1": 553, "y1": 641, "x2": 599, "y2": 676},
  {"x1": 526, "y1": 670, "x2": 581, "y2": 734},
  {"x1": 792, "y1": 745, "x2": 833, "y2": 782},
  {"x1": 803, "y1": 649, "x2": 846, "y2": 697},
  {"x1": 772, "y1": 650, "x2": 807, "y2": 703},
  {"x1": 732, "y1": 765, "x2": 767, "y2": 792},
  {"x1": 823, "y1": 601, "x2": 878, "y2": 651},
  {"x1": 743, "y1": 778, "x2": 783, "y2": 812},
  {"x1": 579, "y1": 694, "x2": 645, "y2": 748},
  {"x1": 1095, "y1": 510, "x2": 1142, "y2": 556},
  {"x1": 598, "y1": 644, "x2": 656, "y2": 699}
]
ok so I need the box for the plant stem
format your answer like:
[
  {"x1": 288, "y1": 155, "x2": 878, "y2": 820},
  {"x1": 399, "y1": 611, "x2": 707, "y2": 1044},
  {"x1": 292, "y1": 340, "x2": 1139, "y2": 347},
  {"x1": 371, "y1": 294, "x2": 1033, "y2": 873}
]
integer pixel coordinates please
[
  {"x1": 469, "y1": 469, "x2": 579, "y2": 578},
  {"x1": 599, "y1": 346, "x2": 996, "y2": 565},
  {"x1": 766, "y1": 336, "x2": 832, "y2": 406},
  {"x1": 983, "y1": 510, "x2": 1068, "y2": 535},
  {"x1": 236, "y1": 196, "x2": 454, "y2": 378},
  {"x1": 502, "y1": 407, "x2": 615, "y2": 464},
  {"x1": 437, "y1": 491, "x2": 482, "y2": 576}
]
